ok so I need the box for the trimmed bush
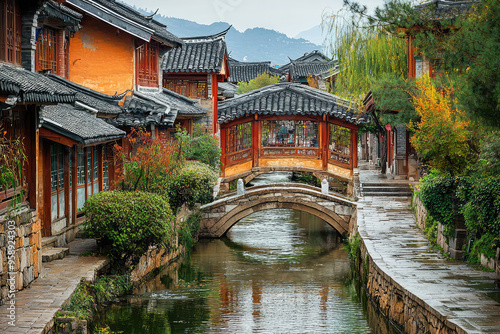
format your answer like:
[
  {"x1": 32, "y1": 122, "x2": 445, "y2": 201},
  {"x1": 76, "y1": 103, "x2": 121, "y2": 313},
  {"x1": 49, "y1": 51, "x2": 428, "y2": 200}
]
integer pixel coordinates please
[
  {"x1": 83, "y1": 191, "x2": 174, "y2": 266},
  {"x1": 166, "y1": 161, "x2": 218, "y2": 211}
]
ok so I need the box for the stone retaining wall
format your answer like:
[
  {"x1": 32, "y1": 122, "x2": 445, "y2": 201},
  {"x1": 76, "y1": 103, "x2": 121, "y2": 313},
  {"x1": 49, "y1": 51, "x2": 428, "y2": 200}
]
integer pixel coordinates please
[
  {"x1": 413, "y1": 193, "x2": 500, "y2": 274},
  {"x1": 0, "y1": 206, "x2": 42, "y2": 305},
  {"x1": 355, "y1": 241, "x2": 465, "y2": 334}
]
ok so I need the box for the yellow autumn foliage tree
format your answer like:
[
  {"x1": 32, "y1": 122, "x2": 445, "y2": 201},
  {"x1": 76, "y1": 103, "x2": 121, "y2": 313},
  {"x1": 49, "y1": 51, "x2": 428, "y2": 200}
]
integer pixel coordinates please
[{"x1": 408, "y1": 76, "x2": 478, "y2": 175}]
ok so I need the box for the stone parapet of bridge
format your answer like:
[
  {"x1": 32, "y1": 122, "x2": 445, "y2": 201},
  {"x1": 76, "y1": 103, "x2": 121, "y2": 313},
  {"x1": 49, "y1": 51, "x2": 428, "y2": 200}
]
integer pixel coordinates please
[{"x1": 199, "y1": 183, "x2": 356, "y2": 238}]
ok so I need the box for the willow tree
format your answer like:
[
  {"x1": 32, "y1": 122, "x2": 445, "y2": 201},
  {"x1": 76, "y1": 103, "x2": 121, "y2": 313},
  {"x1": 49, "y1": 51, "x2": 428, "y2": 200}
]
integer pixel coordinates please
[{"x1": 322, "y1": 10, "x2": 408, "y2": 172}]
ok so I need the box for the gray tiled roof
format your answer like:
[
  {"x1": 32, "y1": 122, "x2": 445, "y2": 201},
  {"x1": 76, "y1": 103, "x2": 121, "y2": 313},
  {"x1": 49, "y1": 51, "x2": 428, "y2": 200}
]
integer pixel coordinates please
[
  {"x1": 279, "y1": 50, "x2": 330, "y2": 72},
  {"x1": 162, "y1": 28, "x2": 229, "y2": 74},
  {"x1": 40, "y1": 104, "x2": 125, "y2": 145},
  {"x1": 218, "y1": 82, "x2": 238, "y2": 98},
  {"x1": 289, "y1": 61, "x2": 338, "y2": 81},
  {"x1": 0, "y1": 63, "x2": 75, "y2": 104},
  {"x1": 415, "y1": 0, "x2": 478, "y2": 19},
  {"x1": 46, "y1": 74, "x2": 124, "y2": 115},
  {"x1": 109, "y1": 93, "x2": 175, "y2": 127},
  {"x1": 40, "y1": 1, "x2": 82, "y2": 32},
  {"x1": 66, "y1": 0, "x2": 181, "y2": 46},
  {"x1": 142, "y1": 89, "x2": 207, "y2": 116},
  {"x1": 229, "y1": 62, "x2": 279, "y2": 83},
  {"x1": 218, "y1": 82, "x2": 369, "y2": 125}
]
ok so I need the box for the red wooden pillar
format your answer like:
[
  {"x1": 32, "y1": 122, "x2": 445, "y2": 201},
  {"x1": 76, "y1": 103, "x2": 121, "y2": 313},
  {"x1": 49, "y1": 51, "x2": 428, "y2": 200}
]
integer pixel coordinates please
[
  {"x1": 253, "y1": 114, "x2": 260, "y2": 168},
  {"x1": 42, "y1": 140, "x2": 51, "y2": 237},
  {"x1": 220, "y1": 126, "x2": 226, "y2": 177},
  {"x1": 64, "y1": 147, "x2": 70, "y2": 227},
  {"x1": 407, "y1": 35, "x2": 416, "y2": 79},
  {"x1": 71, "y1": 146, "x2": 77, "y2": 225},
  {"x1": 321, "y1": 115, "x2": 328, "y2": 170},
  {"x1": 212, "y1": 73, "x2": 218, "y2": 134},
  {"x1": 98, "y1": 145, "x2": 103, "y2": 192},
  {"x1": 352, "y1": 129, "x2": 358, "y2": 168}
]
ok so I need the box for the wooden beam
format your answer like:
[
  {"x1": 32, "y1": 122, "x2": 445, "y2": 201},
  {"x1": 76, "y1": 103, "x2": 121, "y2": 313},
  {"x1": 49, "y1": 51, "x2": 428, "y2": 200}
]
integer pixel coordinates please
[
  {"x1": 39, "y1": 127, "x2": 78, "y2": 147},
  {"x1": 42, "y1": 141, "x2": 52, "y2": 237},
  {"x1": 64, "y1": 146, "x2": 70, "y2": 227},
  {"x1": 98, "y1": 145, "x2": 103, "y2": 192},
  {"x1": 220, "y1": 126, "x2": 226, "y2": 177}
]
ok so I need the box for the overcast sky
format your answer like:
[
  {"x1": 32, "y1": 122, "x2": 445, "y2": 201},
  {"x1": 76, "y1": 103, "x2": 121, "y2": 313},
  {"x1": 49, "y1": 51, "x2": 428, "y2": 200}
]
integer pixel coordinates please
[{"x1": 122, "y1": 0, "x2": 386, "y2": 38}]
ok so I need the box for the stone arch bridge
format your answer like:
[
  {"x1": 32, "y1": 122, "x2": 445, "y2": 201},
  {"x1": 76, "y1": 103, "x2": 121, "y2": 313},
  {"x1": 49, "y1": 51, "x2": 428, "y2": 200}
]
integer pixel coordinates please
[{"x1": 199, "y1": 183, "x2": 356, "y2": 238}]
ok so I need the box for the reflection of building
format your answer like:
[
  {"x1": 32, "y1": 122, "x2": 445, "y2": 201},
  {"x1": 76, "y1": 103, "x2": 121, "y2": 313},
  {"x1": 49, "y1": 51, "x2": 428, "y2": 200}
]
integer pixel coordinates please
[{"x1": 218, "y1": 83, "x2": 369, "y2": 192}]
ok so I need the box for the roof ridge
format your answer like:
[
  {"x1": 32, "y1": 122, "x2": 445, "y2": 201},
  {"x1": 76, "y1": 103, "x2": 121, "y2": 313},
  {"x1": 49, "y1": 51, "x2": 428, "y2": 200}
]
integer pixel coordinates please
[
  {"x1": 46, "y1": 73, "x2": 127, "y2": 102},
  {"x1": 181, "y1": 26, "x2": 231, "y2": 43}
]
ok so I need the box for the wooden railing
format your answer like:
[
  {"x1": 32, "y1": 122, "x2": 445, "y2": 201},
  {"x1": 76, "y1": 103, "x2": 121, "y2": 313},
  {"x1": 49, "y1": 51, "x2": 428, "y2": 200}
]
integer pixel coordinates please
[
  {"x1": 261, "y1": 147, "x2": 321, "y2": 158},
  {"x1": 328, "y1": 150, "x2": 352, "y2": 168},
  {"x1": 226, "y1": 148, "x2": 253, "y2": 166},
  {"x1": 0, "y1": 186, "x2": 25, "y2": 212}
]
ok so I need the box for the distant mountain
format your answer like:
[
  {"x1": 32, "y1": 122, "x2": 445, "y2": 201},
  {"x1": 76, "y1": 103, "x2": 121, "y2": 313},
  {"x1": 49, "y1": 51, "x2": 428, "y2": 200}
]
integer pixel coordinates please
[
  {"x1": 130, "y1": 6, "x2": 322, "y2": 66},
  {"x1": 295, "y1": 25, "x2": 325, "y2": 46}
]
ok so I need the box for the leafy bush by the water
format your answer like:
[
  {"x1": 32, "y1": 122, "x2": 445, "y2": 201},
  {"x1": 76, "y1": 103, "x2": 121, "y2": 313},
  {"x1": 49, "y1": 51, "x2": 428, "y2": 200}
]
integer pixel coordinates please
[
  {"x1": 186, "y1": 125, "x2": 221, "y2": 169},
  {"x1": 83, "y1": 191, "x2": 174, "y2": 265},
  {"x1": 166, "y1": 161, "x2": 218, "y2": 211}
]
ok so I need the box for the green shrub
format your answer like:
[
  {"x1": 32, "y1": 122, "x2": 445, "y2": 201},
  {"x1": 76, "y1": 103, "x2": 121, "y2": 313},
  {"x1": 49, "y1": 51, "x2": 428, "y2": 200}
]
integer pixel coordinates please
[
  {"x1": 469, "y1": 234, "x2": 498, "y2": 264},
  {"x1": 83, "y1": 191, "x2": 174, "y2": 266},
  {"x1": 187, "y1": 125, "x2": 221, "y2": 169},
  {"x1": 166, "y1": 161, "x2": 218, "y2": 211},
  {"x1": 419, "y1": 174, "x2": 470, "y2": 238}
]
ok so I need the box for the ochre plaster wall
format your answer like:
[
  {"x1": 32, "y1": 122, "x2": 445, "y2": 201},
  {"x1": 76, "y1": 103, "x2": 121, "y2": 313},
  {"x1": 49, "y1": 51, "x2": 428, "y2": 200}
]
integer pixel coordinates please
[{"x1": 69, "y1": 15, "x2": 134, "y2": 95}]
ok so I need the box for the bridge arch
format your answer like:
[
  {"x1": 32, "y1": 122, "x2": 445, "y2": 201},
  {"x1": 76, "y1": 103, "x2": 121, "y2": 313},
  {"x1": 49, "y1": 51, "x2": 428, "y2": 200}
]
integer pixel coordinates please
[{"x1": 199, "y1": 184, "x2": 355, "y2": 238}]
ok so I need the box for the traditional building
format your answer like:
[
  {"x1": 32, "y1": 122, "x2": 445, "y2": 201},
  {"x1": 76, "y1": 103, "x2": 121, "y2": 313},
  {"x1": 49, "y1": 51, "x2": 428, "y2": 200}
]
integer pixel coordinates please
[
  {"x1": 64, "y1": 0, "x2": 182, "y2": 95},
  {"x1": 228, "y1": 60, "x2": 280, "y2": 84},
  {"x1": 279, "y1": 50, "x2": 330, "y2": 72},
  {"x1": 286, "y1": 60, "x2": 338, "y2": 89},
  {"x1": 162, "y1": 28, "x2": 231, "y2": 134},
  {"x1": 218, "y1": 82, "x2": 369, "y2": 194}
]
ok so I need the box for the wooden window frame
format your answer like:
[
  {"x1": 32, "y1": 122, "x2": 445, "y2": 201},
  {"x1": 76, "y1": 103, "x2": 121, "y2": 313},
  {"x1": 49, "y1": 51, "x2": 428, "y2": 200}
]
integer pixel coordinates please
[
  {"x1": 225, "y1": 121, "x2": 253, "y2": 166},
  {"x1": 136, "y1": 41, "x2": 159, "y2": 87},
  {"x1": 35, "y1": 27, "x2": 58, "y2": 73},
  {"x1": 328, "y1": 123, "x2": 353, "y2": 168},
  {"x1": 0, "y1": 0, "x2": 21, "y2": 65}
]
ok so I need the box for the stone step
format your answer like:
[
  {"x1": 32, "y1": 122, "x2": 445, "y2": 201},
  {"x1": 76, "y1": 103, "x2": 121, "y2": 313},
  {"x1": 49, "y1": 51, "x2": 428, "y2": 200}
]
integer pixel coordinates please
[
  {"x1": 362, "y1": 186, "x2": 412, "y2": 192},
  {"x1": 42, "y1": 247, "x2": 69, "y2": 263},
  {"x1": 362, "y1": 182, "x2": 411, "y2": 188},
  {"x1": 362, "y1": 192, "x2": 413, "y2": 197}
]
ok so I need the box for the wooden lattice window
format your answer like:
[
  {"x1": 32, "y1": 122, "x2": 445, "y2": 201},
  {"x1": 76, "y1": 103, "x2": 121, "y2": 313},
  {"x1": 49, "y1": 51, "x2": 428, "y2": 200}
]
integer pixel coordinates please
[
  {"x1": 36, "y1": 27, "x2": 57, "y2": 73},
  {"x1": 329, "y1": 124, "x2": 352, "y2": 165},
  {"x1": 50, "y1": 143, "x2": 66, "y2": 222},
  {"x1": 226, "y1": 122, "x2": 252, "y2": 154},
  {"x1": 0, "y1": 0, "x2": 21, "y2": 65},
  {"x1": 136, "y1": 42, "x2": 159, "y2": 87}
]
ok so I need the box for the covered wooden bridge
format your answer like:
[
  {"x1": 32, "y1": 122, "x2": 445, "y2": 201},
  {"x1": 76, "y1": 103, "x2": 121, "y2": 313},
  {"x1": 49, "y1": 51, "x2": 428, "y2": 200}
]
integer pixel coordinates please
[{"x1": 218, "y1": 83, "x2": 370, "y2": 191}]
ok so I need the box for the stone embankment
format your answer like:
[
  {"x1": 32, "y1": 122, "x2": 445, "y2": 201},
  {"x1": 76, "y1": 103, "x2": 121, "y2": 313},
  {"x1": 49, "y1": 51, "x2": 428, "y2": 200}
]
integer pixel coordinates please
[{"x1": 355, "y1": 170, "x2": 500, "y2": 334}]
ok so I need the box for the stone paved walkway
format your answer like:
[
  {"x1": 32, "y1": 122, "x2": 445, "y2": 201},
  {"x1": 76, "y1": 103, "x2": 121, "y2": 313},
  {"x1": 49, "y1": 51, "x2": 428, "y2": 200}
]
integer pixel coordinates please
[
  {"x1": 0, "y1": 239, "x2": 108, "y2": 333},
  {"x1": 358, "y1": 169, "x2": 500, "y2": 333}
]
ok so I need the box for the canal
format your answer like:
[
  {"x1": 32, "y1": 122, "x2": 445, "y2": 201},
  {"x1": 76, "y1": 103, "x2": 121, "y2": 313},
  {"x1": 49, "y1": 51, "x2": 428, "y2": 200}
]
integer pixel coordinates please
[{"x1": 95, "y1": 173, "x2": 398, "y2": 333}]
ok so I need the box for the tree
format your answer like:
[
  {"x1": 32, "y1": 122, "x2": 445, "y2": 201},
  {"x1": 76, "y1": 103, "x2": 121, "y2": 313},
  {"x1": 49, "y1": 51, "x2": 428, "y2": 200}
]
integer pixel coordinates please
[
  {"x1": 236, "y1": 72, "x2": 279, "y2": 94},
  {"x1": 408, "y1": 75, "x2": 479, "y2": 175},
  {"x1": 344, "y1": 0, "x2": 500, "y2": 129},
  {"x1": 323, "y1": 8, "x2": 408, "y2": 172}
]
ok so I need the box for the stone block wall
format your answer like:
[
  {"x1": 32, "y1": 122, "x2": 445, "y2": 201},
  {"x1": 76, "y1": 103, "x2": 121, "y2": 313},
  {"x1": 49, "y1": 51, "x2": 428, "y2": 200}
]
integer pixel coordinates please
[
  {"x1": 356, "y1": 241, "x2": 466, "y2": 334},
  {"x1": 0, "y1": 206, "x2": 42, "y2": 305}
]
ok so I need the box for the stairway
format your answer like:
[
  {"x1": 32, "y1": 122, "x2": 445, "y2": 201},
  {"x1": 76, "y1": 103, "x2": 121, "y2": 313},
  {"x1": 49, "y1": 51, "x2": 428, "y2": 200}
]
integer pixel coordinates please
[{"x1": 361, "y1": 182, "x2": 412, "y2": 197}]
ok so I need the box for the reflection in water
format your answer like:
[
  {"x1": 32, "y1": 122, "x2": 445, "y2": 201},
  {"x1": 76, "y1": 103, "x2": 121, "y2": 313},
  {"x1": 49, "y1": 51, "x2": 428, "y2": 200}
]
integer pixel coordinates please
[{"x1": 95, "y1": 187, "x2": 396, "y2": 333}]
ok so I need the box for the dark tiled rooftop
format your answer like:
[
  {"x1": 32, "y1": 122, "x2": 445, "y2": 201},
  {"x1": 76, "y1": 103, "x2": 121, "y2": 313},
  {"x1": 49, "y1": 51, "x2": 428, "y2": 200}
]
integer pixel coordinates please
[
  {"x1": 40, "y1": 1, "x2": 82, "y2": 31},
  {"x1": 46, "y1": 74, "x2": 124, "y2": 115},
  {"x1": 279, "y1": 50, "x2": 330, "y2": 72},
  {"x1": 40, "y1": 104, "x2": 125, "y2": 145},
  {"x1": 289, "y1": 61, "x2": 338, "y2": 81},
  {"x1": 414, "y1": 0, "x2": 478, "y2": 20},
  {"x1": 162, "y1": 28, "x2": 229, "y2": 74},
  {"x1": 218, "y1": 82, "x2": 369, "y2": 125},
  {"x1": 229, "y1": 61, "x2": 278, "y2": 83},
  {"x1": 67, "y1": 0, "x2": 181, "y2": 46},
  {"x1": 0, "y1": 63, "x2": 75, "y2": 104},
  {"x1": 142, "y1": 89, "x2": 207, "y2": 116}
]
